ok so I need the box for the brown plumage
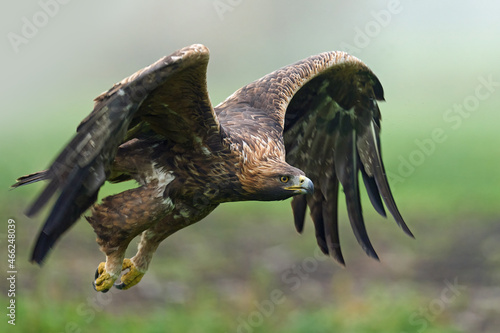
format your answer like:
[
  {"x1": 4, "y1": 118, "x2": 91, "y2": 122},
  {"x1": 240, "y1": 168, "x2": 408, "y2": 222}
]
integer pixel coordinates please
[{"x1": 13, "y1": 44, "x2": 412, "y2": 292}]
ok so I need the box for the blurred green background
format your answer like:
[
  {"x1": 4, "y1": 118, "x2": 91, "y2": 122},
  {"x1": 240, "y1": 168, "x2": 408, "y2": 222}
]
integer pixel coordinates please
[{"x1": 1, "y1": 0, "x2": 499, "y2": 332}]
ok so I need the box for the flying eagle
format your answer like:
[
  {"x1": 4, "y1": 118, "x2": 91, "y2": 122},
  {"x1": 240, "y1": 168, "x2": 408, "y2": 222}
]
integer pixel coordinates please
[{"x1": 13, "y1": 44, "x2": 412, "y2": 292}]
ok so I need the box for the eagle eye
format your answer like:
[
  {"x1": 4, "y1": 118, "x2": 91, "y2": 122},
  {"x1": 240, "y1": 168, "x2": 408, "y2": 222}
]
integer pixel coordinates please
[{"x1": 280, "y1": 176, "x2": 290, "y2": 183}]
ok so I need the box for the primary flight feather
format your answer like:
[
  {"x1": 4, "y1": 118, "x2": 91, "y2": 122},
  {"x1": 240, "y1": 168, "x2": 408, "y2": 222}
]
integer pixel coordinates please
[{"x1": 13, "y1": 44, "x2": 412, "y2": 292}]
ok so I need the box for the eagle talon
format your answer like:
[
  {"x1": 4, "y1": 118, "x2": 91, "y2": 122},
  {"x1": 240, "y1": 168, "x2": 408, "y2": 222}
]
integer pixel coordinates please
[
  {"x1": 92, "y1": 281, "x2": 110, "y2": 293},
  {"x1": 113, "y1": 258, "x2": 144, "y2": 290},
  {"x1": 93, "y1": 261, "x2": 117, "y2": 292}
]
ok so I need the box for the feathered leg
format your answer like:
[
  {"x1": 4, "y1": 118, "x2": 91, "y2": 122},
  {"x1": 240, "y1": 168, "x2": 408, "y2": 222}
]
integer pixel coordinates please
[
  {"x1": 114, "y1": 202, "x2": 218, "y2": 290},
  {"x1": 87, "y1": 184, "x2": 171, "y2": 292}
]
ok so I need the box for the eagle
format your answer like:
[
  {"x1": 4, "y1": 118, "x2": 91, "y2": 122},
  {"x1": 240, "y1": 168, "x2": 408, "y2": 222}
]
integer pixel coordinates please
[{"x1": 13, "y1": 44, "x2": 412, "y2": 292}]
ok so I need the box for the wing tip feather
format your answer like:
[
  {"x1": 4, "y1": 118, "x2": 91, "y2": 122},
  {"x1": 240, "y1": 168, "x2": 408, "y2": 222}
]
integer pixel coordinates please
[{"x1": 291, "y1": 196, "x2": 307, "y2": 233}]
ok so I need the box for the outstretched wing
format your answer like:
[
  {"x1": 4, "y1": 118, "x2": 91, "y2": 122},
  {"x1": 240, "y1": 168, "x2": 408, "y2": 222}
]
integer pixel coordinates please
[
  {"x1": 216, "y1": 51, "x2": 412, "y2": 264},
  {"x1": 13, "y1": 44, "x2": 223, "y2": 264}
]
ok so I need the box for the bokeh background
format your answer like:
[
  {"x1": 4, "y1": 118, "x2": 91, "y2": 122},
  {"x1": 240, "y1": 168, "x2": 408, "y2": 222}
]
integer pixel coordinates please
[{"x1": 1, "y1": 1, "x2": 499, "y2": 332}]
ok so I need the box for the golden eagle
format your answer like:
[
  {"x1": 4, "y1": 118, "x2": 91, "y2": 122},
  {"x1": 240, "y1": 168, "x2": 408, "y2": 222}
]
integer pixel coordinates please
[{"x1": 13, "y1": 44, "x2": 412, "y2": 292}]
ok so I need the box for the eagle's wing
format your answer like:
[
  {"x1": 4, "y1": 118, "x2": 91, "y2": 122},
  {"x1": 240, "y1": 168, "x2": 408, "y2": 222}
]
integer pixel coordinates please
[
  {"x1": 216, "y1": 51, "x2": 412, "y2": 264},
  {"x1": 14, "y1": 44, "x2": 223, "y2": 263}
]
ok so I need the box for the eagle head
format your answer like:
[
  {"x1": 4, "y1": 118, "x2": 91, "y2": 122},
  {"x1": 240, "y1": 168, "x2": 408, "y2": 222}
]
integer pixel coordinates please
[{"x1": 239, "y1": 160, "x2": 314, "y2": 201}]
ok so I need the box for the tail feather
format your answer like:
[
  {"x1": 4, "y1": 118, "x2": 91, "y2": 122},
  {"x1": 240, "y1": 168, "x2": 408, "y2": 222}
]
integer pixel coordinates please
[
  {"x1": 30, "y1": 164, "x2": 102, "y2": 265},
  {"x1": 31, "y1": 231, "x2": 58, "y2": 264},
  {"x1": 11, "y1": 170, "x2": 48, "y2": 188}
]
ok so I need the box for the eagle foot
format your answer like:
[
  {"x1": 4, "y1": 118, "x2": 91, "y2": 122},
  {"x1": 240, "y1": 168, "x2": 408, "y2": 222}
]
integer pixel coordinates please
[
  {"x1": 92, "y1": 262, "x2": 116, "y2": 293},
  {"x1": 114, "y1": 258, "x2": 145, "y2": 290}
]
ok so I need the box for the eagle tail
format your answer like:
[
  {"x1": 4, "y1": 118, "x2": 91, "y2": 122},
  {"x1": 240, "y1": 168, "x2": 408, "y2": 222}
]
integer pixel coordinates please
[
  {"x1": 11, "y1": 170, "x2": 48, "y2": 188},
  {"x1": 11, "y1": 155, "x2": 104, "y2": 265},
  {"x1": 31, "y1": 231, "x2": 58, "y2": 264},
  {"x1": 30, "y1": 164, "x2": 100, "y2": 265}
]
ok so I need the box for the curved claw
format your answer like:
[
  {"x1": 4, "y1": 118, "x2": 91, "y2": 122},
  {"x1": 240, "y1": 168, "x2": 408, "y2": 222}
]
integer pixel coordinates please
[
  {"x1": 114, "y1": 282, "x2": 126, "y2": 290},
  {"x1": 113, "y1": 258, "x2": 145, "y2": 290},
  {"x1": 92, "y1": 281, "x2": 109, "y2": 293},
  {"x1": 93, "y1": 262, "x2": 116, "y2": 292}
]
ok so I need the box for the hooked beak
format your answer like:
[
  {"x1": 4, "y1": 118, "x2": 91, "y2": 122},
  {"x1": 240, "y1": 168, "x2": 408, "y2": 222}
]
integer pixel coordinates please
[{"x1": 285, "y1": 175, "x2": 314, "y2": 195}]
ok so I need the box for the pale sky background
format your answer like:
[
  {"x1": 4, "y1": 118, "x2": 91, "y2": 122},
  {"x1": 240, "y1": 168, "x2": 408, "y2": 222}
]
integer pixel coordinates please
[{"x1": 2, "y1": 0, "x2": 499, "y2": 116}]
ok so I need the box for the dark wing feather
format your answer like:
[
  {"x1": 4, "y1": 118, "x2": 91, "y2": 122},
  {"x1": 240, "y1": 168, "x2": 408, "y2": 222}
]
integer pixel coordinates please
[
  {"x1": 216, "y1": 51, "x2": 411, "y2": 263},
  {"x1": 13, "y1": 44, "x2": 223, "y2": 264},
  {"x1": 291, "y1": 195, "x2": 307, "y2": 233},
  {"x1": 361, "y1": 167, "x2": 386, "y2": 217},
  {"x1": 333, "y1": 121, "x2": 378, "y2": 260}
]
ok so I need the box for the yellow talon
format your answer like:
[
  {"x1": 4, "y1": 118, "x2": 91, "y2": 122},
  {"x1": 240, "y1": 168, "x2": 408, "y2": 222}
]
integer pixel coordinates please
[
  {"x1": 93, "y1": 262, "x2": 117, "y2": 292},
  {"x1": 115, "y1": 258, "x2": 145, "y2": 290},
  {"x1": 93, "y1": 259, "x2": 144, "y2": 291},
  {"x1": 115, "y1": 258, "x2": 144, "y2": 290}
]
